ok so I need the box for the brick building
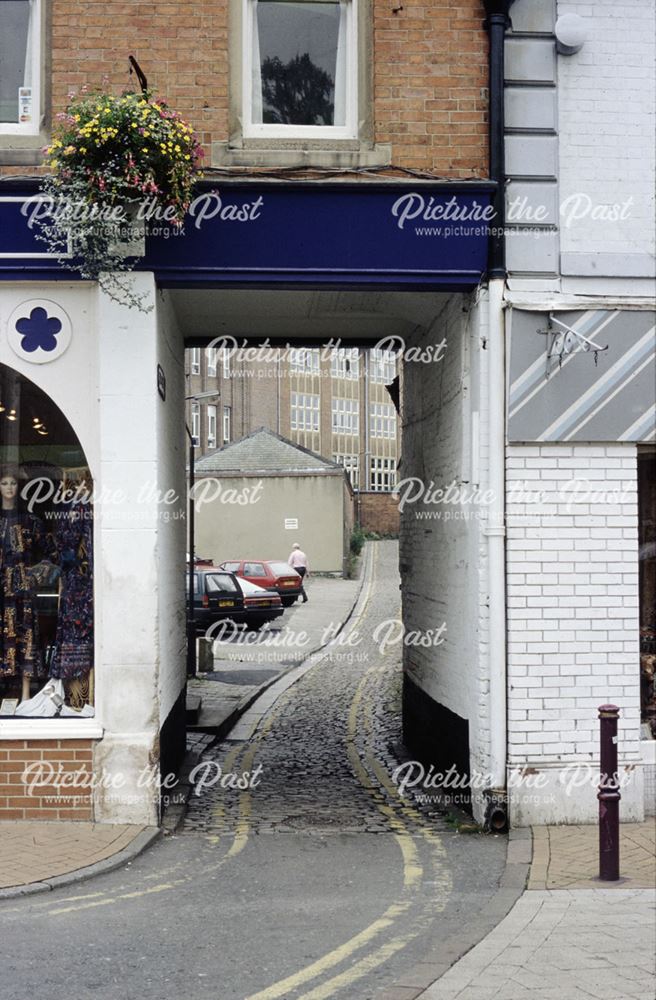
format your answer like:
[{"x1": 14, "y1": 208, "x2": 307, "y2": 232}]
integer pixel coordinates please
[
  {"x1": 185, "y1": 345, "x2": 400, "y2": 494},
  {"x1": 0, "y1": 0, "x2": 652, "y2": 832},
  {"x1": 0, "y1": 0, "x2": 494, "y2": 825}
]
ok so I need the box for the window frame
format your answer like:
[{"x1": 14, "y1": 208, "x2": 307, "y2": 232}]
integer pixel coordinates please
[
  {"x1": 290, "y1": 391, "x2": 320, "y2": 432},
  {"x1": 331, "y1": 347, "x2": 359, "y2": 380},
  {"x1": 207, "y1": 403, "x2": 217, "y2": 449},
  {"x1": 191, "y1": 403, "x2": 201, "y2": 446},
  {"x1": 223, "y1": 404, "x2": 231, "y2": 443},
  {"x1": 190, "y1": 348, "x2": 201, "y2": 375},
  {"x1": 370, "y1": 456, "x2": 397, "y2": 492},
  {"x1": 370, "y1": 402, "x2": 396, "y2": 440},
  {"x1": 370, "y1": 348, "x2": 397, "y2": 385},
  {"x1": 333, "y1": 452, "x2": 359, "y2": 489},
  {"x1": 0, "y1": 0, "x2": 43, "y2": 136},
  {"x1": 242, "y1": 0, "x2": 358, "y2": 141},
  {"x1": 206, "y1": 348, "x2": 218, "y2": 376},
  {"x1": 331, "y1": 396, "x2": 359, "y2": 435}
]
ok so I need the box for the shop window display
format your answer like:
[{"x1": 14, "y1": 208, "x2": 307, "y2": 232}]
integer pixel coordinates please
[{"x1": 0, "y1": 364, "x2": 94, "y2": 719}]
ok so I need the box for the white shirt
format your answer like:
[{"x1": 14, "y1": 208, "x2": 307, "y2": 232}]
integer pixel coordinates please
[{"x1": 288, "y1": 549, "x2": 308, "y2": 570}]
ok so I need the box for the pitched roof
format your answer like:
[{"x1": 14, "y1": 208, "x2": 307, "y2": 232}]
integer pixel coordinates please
[{"x1": 194, "y1": 427, "x2": 342, "y2": 475}]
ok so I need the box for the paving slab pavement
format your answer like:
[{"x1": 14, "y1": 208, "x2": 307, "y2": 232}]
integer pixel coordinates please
[{"x1": 414, "y1": 822, "x2": 656, "y2": 1000}]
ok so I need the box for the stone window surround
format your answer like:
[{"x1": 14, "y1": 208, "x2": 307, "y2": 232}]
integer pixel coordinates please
[{"x1": 213, "y1": 0, "x2": 391, "y2": 169}]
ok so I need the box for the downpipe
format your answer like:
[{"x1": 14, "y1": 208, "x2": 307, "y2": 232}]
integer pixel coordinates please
[
  {"x1": 485, "y1": 277, "x2": 508, "y2": 832},
  {"x1": 483, "y1": 0, "x2": 513, "y2": 830}
]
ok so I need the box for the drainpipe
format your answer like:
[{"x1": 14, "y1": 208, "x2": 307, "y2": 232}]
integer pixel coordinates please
[{"x1": 484, "y1": 0, "x2": 513, "y2": 829}]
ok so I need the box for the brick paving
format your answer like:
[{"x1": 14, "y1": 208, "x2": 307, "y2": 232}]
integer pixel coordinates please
[
  {"x1": 0, "y1": 822, "x2": 146, "y2": 889},
  {"x1": 529, "y1": 822, "x2": 656, "y2": 890}
]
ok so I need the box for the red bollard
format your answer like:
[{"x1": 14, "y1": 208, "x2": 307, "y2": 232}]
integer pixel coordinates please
[{"x1": 597, "y1": 704, "x2": 621, "y2": 881}]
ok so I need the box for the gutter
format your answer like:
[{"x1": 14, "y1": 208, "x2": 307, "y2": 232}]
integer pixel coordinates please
[{"x1": 483, "y1": 0, "x2": 513, "y2": 828}]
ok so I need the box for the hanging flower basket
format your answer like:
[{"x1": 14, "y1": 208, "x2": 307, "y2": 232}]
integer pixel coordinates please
[{"x1": 37, "y1": 87, "x2": 203, "y2": 307}]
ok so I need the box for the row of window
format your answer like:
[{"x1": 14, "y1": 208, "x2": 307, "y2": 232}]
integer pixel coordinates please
[
  {"x1": 292, "y1": 393, "x2": 396, "y2": 438},
  {"x1": 189, "y1": 346, "x2": 395, "y2": 383},
  {"x1": 290, "y1": 347, "x2": 395, "y2": 383},
  {"x1": 2, "y1": 1, "x2": 359, "y2": 140},
  {"x1": 190, "y1": 347, "x2": 230, "y2": 378},
  {"x1": 191, "y1": 403, "x2": 231, "y2": 449},
  {"x1": 333, "y1": 454, "x2": 397, "y2": 492}
]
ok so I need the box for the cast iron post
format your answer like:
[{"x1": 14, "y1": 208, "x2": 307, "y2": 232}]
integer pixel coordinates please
[
  {"x1": 186, "y1": 425, "x2": 196, "y2": 678},
  {"x1": 597, "y1": 704, "x2": 621, "y2": 881}
]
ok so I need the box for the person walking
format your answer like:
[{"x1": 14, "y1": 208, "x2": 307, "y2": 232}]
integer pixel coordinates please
[{"x1": 288, "y1": 543, "x2": 309, "y2": 603}]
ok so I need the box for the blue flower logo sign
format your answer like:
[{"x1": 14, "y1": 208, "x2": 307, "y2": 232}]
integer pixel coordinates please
[
  {"x1": 15, "y1": 307, "x2": 62, "y2": 353},
  {"x1": 6, "y1": 299, "x2": 72, "y2": 364}
]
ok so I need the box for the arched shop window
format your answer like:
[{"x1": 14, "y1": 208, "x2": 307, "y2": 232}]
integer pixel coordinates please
[{"x1": 0, "y1": 364, "x2": 94, "y2": 719}]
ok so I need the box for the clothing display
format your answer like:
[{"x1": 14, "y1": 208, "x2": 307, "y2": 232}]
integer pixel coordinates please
[
  {"x1": 0, "y1": 362, "x2": 96, "y2": 715},
  {"x1": 0, "y1": 509, "x2": 48, "y2": 679},
  {"x1": 49, "y1": 504, "x2": 94, "y2": 681}
]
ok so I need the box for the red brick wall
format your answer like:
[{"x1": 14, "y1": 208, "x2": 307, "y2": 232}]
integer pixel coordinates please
[
  {"x1": 0, "y1": 740, "x2": 94, "y2": 821},
  {"x1": 7, "y1": 0, "x2": 487, "y2": 177},
  {"x1": 373, "y1": 1, "x2": 488, "y2": 174},
  {"x1": 358, "y1": 491, "x2": 400, "y2": 535}
]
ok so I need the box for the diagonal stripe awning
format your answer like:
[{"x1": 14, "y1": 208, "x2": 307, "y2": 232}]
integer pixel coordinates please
[{"x1": 507, "y1": 309, "x2": 656, "y2": 443}]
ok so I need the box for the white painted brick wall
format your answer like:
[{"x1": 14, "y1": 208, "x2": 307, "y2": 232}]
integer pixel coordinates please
[
  {"x1": 557, "y1": 0, "x2": 656, "y2": 258},
  {"x1": 506, "y1": 443, "x2": 641, "y2": 769},
  {"x1": 400, "y1": 291, "x2": 490, "y2": 789}
]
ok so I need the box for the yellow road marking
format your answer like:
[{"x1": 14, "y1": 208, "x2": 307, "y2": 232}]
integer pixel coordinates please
[
  {"x1": 295, "y1": 915, "x2": 433, "y2": 1000},
  {"x1": 49, "y1": 881, "x2": 182, "y2": 915},
  {"x1": 243, "y1": 901, "x2": 413, "y2": 1000},
  {"x1": 244, "y1": 551, "x2": 441, "y2": 1000}
]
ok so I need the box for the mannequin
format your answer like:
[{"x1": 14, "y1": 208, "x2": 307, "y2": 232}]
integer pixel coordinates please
[{"x1": 0, "y1": 469, "x2": 46, "y2": 700}]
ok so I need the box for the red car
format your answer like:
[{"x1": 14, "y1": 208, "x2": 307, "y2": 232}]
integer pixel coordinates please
[{"x1": 218, "y1": 559, "x2": 303, "y2": 606}]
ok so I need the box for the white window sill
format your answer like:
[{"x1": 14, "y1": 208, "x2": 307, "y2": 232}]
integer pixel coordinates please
[{"x1": 0, "y1": 719, "x2": 104, "y2": 740}]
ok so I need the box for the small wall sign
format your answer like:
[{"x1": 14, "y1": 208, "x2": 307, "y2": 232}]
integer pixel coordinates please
[
  {"x1": 157, "y1": 363, "x2": 166, "y2": 401},
  {"x1": 284, "y1": 518, "x2": 299, "y2": 530}
]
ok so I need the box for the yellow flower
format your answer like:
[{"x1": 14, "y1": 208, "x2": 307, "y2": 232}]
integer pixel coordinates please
[
  {"x1": 174, "y1": 144, "x2": 180, "y2": 152},
  {"x1": 131, "y1": 122, "x2": 137, "y2": 128},
  {"x1": 73, "y1": 114, "x2": 80, "y2": 121},
  {"x1": 142, "y1": 147, "x2": 149, "y2": 152},
  {"x1": 184, "y1": 154, "x2": 190, "y2": 160},
  {"x1": 50, "y1": 159, "x2": 59, "y2": 168},
  {"x1": 63, "y1": 145, "x2": 76, "y2": 155},
  {"x1": 80, "y1": 146, "x2": 87, "y2": 154},
  {"x1": 143, "y1": 130, "x2": 150, "y2": 137}
]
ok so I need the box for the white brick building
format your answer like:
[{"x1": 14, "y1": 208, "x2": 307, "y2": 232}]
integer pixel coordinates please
[{"x1": 400, "y1": 0, "x2": 655, "y2": 826}]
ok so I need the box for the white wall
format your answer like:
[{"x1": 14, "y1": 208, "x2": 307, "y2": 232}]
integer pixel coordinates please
[
  {"x1": 194, "y1": 472, "x2": 346, "y2": 573},
  {"x1": 557, "y1": 0, "x2": 656, "y2": 267},
  {"x1": 400, "y1": 292, "x2": 491, "y2": 818},
  {"x1": 506, "y1": 442, "x2": 643, "y2": 824},
  {"x1": 93, "y1": 275, "x2": 163, "y2": 824},
  {"x1": 155, "y1": 292, "x2": 186, "y2": 729}
]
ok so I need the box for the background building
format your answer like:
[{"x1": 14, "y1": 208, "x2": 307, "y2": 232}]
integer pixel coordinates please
[
  {"x1": 194, "y1": 428, "x2": 354, "y2": 574},
  {"x1": 185, "y1": 346, "x2": 401, "y2": 495}
]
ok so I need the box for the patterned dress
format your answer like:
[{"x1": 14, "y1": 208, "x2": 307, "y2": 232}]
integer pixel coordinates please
[
  {"x1": 0, "y1": 510, "x2": 46, "y2": 678},
  {"x1": 49, "y1": 505, "x2": 94, "y2": 680}
]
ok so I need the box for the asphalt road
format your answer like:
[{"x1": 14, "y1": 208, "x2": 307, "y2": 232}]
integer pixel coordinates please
[{"x1": 0, "y1": 541, "x2": 506, "y2": 1000}]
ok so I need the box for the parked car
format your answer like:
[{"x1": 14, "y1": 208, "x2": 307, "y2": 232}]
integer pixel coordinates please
[
  {"x1": 218, "y1": 559, "x2": 303, "y2": 606},
  {"x1": 189, "y1": 568, "x2": 244, "y2": 635},
  {"x1": 239, "y1": 578, "x2": 285, "y2": 629}
]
